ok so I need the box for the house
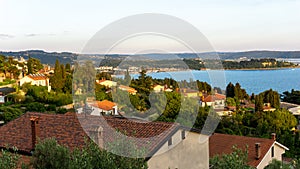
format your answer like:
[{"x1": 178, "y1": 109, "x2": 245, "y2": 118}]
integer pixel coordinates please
[
  {"x1": 214, "y1": 108, "x2": 233, "y2": 117},
  {"x1": 209, "y1": 133, "x2": 288, "y2": 169},
  {"x1": 180, "y1": 88, "x2": 199, "y2": 98},
  {"x1": 38, "y1": 65, "x2": 54, "y2": 75},
  {"x1": 201, "y1": 94, "x2": 226, "y2": 108},
  {"x1": 0, "y1": 87, "x2": 16, "y2": 104},
  {"x1": 92, "y1": 100, "x2": 118, "y2": 115},
  {"x1": 164, "y1": 88, "x2": 173, "y2": 92},
  {"x1": 153, "y1": 85, "x2": 165, "y2": 92},
  {"x1": 118, "y1": 85, "x2": 137, "y2": 95},
  {"x1": 19, "y1": 74, "x2": 51, "y2": 92},
  {"x1": 263, "y1": 103, "x2": 276, "y2": 112},
  {"x1": 96, "y1": 79, "x2": 117, "y2": 88},
  {"x1": 0, "y1": 112, "x2": 209, "y2": 169}
]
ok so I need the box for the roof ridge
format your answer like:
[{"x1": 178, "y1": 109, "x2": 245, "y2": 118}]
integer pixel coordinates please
[{"x1": 213, "y1": 133, "x2": 275, "y2": 142}]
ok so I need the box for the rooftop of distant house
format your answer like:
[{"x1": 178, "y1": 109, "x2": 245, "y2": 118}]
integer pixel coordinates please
[
  {"x1": 94, "y1": 100, "x2": 116, "y2": 111},
  {"x1": 26, "y1": 74, "x2": 49, "y2": 80},
  {"x1": 0, "y1": 87, "x2": 16, "y2": 96},
  {"x1": 202, "y1": 93, "x2": 226, "y2": 102}
]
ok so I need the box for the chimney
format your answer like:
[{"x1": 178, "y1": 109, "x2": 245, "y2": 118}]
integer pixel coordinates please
[
  {"x1": 89, "y1": 126, "x2": 104, "y2": 148},
  {"x1": 255, "y1": 143, "x2": 261, "y2": 160},
  {"x1": 30, "y1": 116, "x2": 40, "y2": 150},
  {"x1": 271, "y1": 133, "x2": 276, "y2": 141}
]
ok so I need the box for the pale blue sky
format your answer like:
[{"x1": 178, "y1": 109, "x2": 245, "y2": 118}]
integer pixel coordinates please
[{"x1": 0, "y1": 0, "x2": 300, "y2": 53}]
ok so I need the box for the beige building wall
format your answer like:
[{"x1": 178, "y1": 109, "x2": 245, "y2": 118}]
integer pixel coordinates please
[
  {"x1": 148, "y1": 130, "x2": 209, "y2": 169},
  {"x1": 257, "y1": 143, "x2": 286, "y2": 169}
]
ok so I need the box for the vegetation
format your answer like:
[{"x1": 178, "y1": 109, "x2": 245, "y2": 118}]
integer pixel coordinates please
[
  {"x1": 27, "y1": 57, "x2": 43, "y2": 74},
  {"x1": 50, "y1": 59, "x2": 73, "y2": 93},
  {"x1": 255, "y1": 89, "x2": 280, "y2": 110},
  {"x1": 210, "y1": 146, "x2": 254, "y2": 169},
  {"x1": 282, "y1": 89, "x2": 300, "y2": 104},
  {"x1": 32, "y1": 138, "x2": 148, "y2": 169},
  {"x1": 183, "y1": 58, "x2": 295, "y2": 70},
  {"x1": 0, "y1": 148, "x2": 20, "y2": 169},
  {"x1": 0, "y1": 79, "x2": 16, "y2": 86}
]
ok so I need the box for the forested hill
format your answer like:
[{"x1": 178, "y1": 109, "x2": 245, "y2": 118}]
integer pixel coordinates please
[
  {"x1": 1, "y1": 50, "x2": 300, "y2": 65},
  {"x1": 0, "y1": 50, "x2": 78, "y2": 65},
  {"x1": 178, "y1": 51, "x2": 300, "y2": 59}
]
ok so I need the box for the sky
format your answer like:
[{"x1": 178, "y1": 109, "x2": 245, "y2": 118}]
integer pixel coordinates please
[{"x1": 0, "y1": 0, "x2": 300, "y2": 53}]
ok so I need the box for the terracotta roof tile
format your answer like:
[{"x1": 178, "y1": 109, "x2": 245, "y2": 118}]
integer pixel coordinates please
[
  {"x1": 0, "y1": 112, "x2": 179, "y2": 157},
  {"x1": 94, "y1": 100, "x2": 116, "y2": 111},
  {"x1": 209, "y1": 133, "x2": 275, "y2": 167},
  {"x1": 27, "y1": 74, "x2": 48, "y2": 80}
]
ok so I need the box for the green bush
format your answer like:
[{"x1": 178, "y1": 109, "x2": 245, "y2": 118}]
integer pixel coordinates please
[
  {"x1": 0, "y1": 148, "x2": 20, "y2": 169},
  {"x1": 0, "y1": 106, "x2": 23, "y2": 123},
  {"x1": 32, "y1": 138, "x2": 70, "y2": 169},
  {"x1": 210, "y1": 146, "x2": 254, "y2": 169},
  {"x1": 32, "y1": 138, "x2": 148, "y2": 169}
]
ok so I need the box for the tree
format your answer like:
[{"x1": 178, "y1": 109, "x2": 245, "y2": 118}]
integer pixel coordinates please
[
  {"x1": 262, "y1": 89, "x2": 280, "y2": 109},
  {"x1": 255, "y1": 94, "x2": 264, "y2": 112},
  {"x1": 51, "y1": 60, "x2": 64, "y2": 92},
  {"x1": 65, "y1": 63, "x2": 71, "y2": 73},
  {"x1": 0, "y1": 148, "x2": 20, "y2": 169},
  {"x1": 264, "y1": 159, "x2": 290, "y2": 169},
  {"x1": 226, "y1": 82, "x2": 235, "y2": 98},
  {"x1": 27, "y1": 57, "x2": 43, "y2": 74},
  {"x1": 210, "y1": 146, "x2": 253, "y2": 169},
  {"x1": 124, "y1": 69, "x2": 131, "y2": 85},
  {"x1": 32, "y1": 138, "x2": 148, "y2": 169},
  {"x1": 0, "y1": 106, "x2": 23, "y2": 123},
  {"x1": 32, "y1": 138, "x2": 70, "y2": 169},
  {"x1": 226, "y1": 97, "x2": 236, "y2": 106}
]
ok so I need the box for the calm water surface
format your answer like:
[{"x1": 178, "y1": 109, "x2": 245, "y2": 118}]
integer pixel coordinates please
[{"x1": 132, "y1": 68, "x2": 300, "y2": 94}]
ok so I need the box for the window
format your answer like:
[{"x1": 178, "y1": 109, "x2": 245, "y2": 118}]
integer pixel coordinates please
[
  {"x1": 168, "y1": 137, "x2": 172, "y2": 146},
  {"x1": 181, "y1": 130, "x2": 186, "y2": 140},
  {"x1": 271, "y1": 146, "x2": 274, "y2": 157}
]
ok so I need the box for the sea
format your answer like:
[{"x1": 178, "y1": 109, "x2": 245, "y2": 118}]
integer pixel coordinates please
[{"x1": 128, "y1": 68, "x2": 300, "y2": 94}]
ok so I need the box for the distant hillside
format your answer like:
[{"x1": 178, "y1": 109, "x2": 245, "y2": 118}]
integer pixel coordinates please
[
  {"x1": 1, "y1": 50, "x2": 300, "y2": 65},
  {"x1": 0, "y1": 50, "x2": 78, "y2": 65},
  {"x1": 177, "y1": 51, "x2": 300, "y2": 60}
]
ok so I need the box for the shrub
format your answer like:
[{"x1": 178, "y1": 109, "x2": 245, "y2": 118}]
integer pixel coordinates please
[{"x1": 0, "y1": 148, "x2": 19, "y2": 169}]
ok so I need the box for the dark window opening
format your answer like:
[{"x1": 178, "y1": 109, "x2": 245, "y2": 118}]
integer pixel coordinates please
[
  {"x1": 181, "y1": 130, "x2": 186, "y2": 140},
  {"x1": 168, "y1": 137, "x2": 172, "y2": 146}
]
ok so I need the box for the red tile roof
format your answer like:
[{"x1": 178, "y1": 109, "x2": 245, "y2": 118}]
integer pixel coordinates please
[
  {"x1": 0, "y1": 112, "x2": 179, "y2": 157},
  {"x1": 215, "y1": 93, "x2": 226, "y2": 100},
  {"x1": 209, "y1": 133, "x2": 276, "y2": 167},
  {"x1": 27, "y1": 74, "x2": 48, "y2": 80},
  {"x1": 94, "y1": 100, "x2": 116, "y2": 111},
  {"x1": 203, "y1": 94, "x2": 226, "y2": 102},
  {"x1": 119, "y1": 85, "x2": 137, "y2": 94}
]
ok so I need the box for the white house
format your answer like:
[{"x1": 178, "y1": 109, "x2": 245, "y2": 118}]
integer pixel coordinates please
[
  {"x1": 201, "y1": 93, "x2": 226, "y2": 108},
  {"x1": 96, "y1": 79, "x2": 117, "y2": 88},
  {"x1": 153, "y1": 85, "x2": 165, "y2": 92},
  {"x1": 19, "y1": 74, "x2": 51, "y2": 92},
  {"x1": 92, "y1": 100, "x2": 118, "y2": 116}
]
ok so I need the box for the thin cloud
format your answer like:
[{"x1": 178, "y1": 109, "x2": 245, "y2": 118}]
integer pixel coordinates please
[
  {"x1": 0, "y1": 34, "x2": 14, "y2": 40},
  {"x1": 25, "y1": 33, "x2": 56, "y2": 37}
]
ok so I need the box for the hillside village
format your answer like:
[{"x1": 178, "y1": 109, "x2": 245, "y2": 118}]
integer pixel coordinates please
[{"x1": 0, "y1": 55, "x2": 300, "y2": 168}]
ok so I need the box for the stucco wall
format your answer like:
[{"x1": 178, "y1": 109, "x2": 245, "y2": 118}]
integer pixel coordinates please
[
  {"x1": 148, "y1": 130, "x2": 209, "y2": 169},
  {"x1": 257, "y1": 143, "x2": 286, "y2": 169}
]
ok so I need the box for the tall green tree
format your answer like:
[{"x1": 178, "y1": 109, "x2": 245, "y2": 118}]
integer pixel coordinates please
[
  {"x1": 255, "y1": 94, "x2": 264, "y2": 112},
  {"x1": 27, "y1": 57, "x2": 43, "y2": 74},
  {"x1": 226, "y1": 82, "x2": 235, "y2": 98},
  {"x1": 51, "y1": 60, "x2": 64, "y2": 92}
]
